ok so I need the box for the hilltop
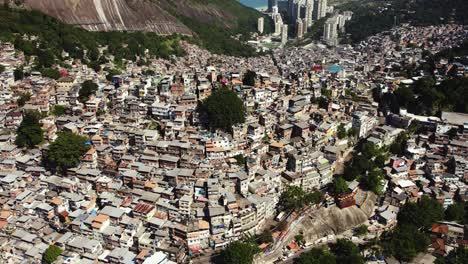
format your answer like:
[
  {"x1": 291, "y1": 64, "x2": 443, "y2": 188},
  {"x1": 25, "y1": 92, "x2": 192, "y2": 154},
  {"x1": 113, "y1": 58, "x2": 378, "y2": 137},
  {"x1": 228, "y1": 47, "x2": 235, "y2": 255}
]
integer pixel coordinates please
[{"x1": 2, "y1": 0, "x2": 270, "y2": 57}]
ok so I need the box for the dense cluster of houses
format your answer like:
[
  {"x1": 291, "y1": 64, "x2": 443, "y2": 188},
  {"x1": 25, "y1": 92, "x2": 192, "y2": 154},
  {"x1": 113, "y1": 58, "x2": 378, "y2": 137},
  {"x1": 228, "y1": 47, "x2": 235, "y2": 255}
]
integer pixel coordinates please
[{"x1": 0, "y1": 23, "x2": 466, "y2": 263}]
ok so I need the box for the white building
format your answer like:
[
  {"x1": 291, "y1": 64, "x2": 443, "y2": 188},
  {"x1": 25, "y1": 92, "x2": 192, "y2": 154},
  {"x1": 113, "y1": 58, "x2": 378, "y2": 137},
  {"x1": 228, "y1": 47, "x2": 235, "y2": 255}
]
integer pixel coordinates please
[{"x1": 258, "y1": 17, "x2": 264, "y2": 34}]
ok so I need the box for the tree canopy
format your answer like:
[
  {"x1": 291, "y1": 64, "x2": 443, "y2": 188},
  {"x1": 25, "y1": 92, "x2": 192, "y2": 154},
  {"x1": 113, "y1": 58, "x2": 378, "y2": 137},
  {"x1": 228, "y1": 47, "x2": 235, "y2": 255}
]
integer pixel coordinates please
[
  {"x1": 331, "y1": 239, "x2": 365, "y2": 264},
  {"x1": 333, "y1": 176, "x2": 349, "y2": 195},
  {"x1": 296, "y1": 247, "x2": 336, "y2": 264},
  {"x1": 343, "y1": 142, "x2": 385, "y2": 194},
  {"x1": 44, "y1": 132, "x2": 90, "y2": 173},
  {"x1": 435, "y1": 246, "x2": 468, "y2": 264},
  {"x1": 79, "y1": 80, "x2": 98, "y2": 103},
  {"x1": 15, "y1": 111, "x2": 44, "y2": 148},
  {"x1": 444, "y1": 202, "x2": 467, "y2": 225},
  {"x1": 200, "y1": 88, "x2": 246, "y2": 132},
  {"x1": 382, "y1": 196, "x2": 444, "y2": 262},
  {"x1": 243, "y1": 70, "x2": 256, "y2": 86},
  {"x1": 279, "y1": 185, "x2": 322, "y2": 211},
  {"x1": 221, "y1": 240, "x2": 259, "y2": 264},
  {"x1": 42, "y1": 245, "x2": 62, "y2": 264}
]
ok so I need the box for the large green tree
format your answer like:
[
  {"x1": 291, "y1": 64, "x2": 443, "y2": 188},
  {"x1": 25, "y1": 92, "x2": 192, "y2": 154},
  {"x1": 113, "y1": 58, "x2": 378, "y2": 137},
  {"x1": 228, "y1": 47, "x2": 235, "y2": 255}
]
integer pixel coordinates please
[
  {"x1": 296, "y1": 247, "x2": 336, "y2": 264},
  {"x1": 44, "y1": 132, "x2": 90, "y2": 173},
  {"x1": 42, "y1": 245, "x2": 62, "y2": 264},
  {"x1": 279, "y1": 186, "x2": 322, "y2": 211},
  {"x1": 221, "y1": 241, "x2": 259, "y2": 264},
  {"x1": 15, "y1": 111, "x2": 44, "y2": 148},
  {"x1": 331, "y1": 239, "x2": 365, "y2": 264},
  {"x1": 201, "y1": 88, "x2": 246, "y2": 132},
  {"x1": 397, "y1": 196, "x2": 444, "y2": 229},
  {"x1": 444, "y1": 202, "x2": 466, "y2": 225},
  {"x1": 436, "y1": 246, "x2": 468, "y2": 264},
  {"x1": 243, "y1": 70, "x2": 256, "y2": 86},
  {"x1": 333, "y1": 177, "x2": 349, "y2": 195},
  {"x1": 78, "y1": 80, "x2": 98, "y2": 103}
]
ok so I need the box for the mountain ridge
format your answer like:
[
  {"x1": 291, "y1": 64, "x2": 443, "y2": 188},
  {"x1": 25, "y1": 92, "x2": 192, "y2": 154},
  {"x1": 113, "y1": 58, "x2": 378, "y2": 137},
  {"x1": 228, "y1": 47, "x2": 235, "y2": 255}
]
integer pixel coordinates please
[{"x1": 10, "y1": 0, "x2": 263, "y2": 36}]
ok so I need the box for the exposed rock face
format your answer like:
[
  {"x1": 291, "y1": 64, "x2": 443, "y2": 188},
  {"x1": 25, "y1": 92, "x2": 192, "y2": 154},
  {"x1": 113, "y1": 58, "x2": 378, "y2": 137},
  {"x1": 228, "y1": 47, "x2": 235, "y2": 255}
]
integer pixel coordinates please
[
  {"x1": 23, "y1": 0, "x2": 192, "y2": 35},
  {"x1": 299, "y1": 192, "x2": 377, "y2": 241},
  {"x1": 19, "y1": 0, "x2": 255, "y2": 36}
]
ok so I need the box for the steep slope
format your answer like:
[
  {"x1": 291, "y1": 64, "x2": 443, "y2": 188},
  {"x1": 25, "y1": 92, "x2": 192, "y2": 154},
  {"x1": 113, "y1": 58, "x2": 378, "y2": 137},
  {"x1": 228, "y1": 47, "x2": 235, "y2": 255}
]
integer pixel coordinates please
[
  {"x1": 18, "y1": 0, "x2": 265, "y2": 36},
  {"x1": 23, "y1": 0, "x2": 192, "y2": 35}
]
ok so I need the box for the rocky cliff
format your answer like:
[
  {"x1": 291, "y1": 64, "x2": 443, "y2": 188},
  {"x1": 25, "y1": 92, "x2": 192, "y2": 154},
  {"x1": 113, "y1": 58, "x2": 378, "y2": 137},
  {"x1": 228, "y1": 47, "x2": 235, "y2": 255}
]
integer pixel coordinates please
[
  {"x1": 299, "y1": 192, "x2": 377, "y2": 241},
  {"x1": 18, "y1": 0, "x2": 259, "y2": 36}
]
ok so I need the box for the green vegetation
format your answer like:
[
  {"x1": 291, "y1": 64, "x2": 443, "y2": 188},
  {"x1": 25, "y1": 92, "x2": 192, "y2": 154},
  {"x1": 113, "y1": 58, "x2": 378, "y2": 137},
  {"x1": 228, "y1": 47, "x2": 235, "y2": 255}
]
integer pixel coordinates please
[
  {"x1": 380, "y1": 76, "x2": 468, "y2": 116},
  {"x1": 78, "y1": 80, "x2": 98, "y2": 103},
  {"x1": 296, "y1": 239, "x2": 364, "y2": 264},
  {"x1": 332, "y1": 176, "x2": 349, "y2": 195},
  {"x1": 257, "y1": 230, "x2": 273, "y2": 244},
  {"x1": 243, "y1": 70, "x2": 256, "y2": 86},
  {"x1": 444, "y1": 202, "x2": 467, "y2": 225},
  {"x1": 382, "y1": 196, "x2": 444, "y2": 262},
  {"x1": 331, "y1": 239, "x2": 365, "y2": 264},
  {"x1": 51, "y1": 105, "x2": 67, "y2": 117},
  {"x1": 343, "y1": 142, "x2": 386, "y2": 194},
  {"x1": 234, "y1": 154, "x2": 246, "y2": 166},
  {"x1": 44, "y1": 132, "x2": 90, "y2": 173},
  {"x1": 389, "y1": 132, "x2": 408, "y2": 156},
  {"x1": 279, "y1": 185, "x2": 322, "y2": 211},
  {"x1": 354, "y1": 225, "x2": 368, "y2": 236},
  {"x1": 16, "y1": 92, "x2": 31, "y2": 106},
  {"x1": 40, "y1": 68, "x2": 60, "y2": 80},
  {"x1": 42, "y1": 245, "x2": 62, "y2": 264},
  {"x1": 14, "y1": 67, "x2": 24, "y2": 81},
  {"x1": 435, "y1": 247, "x2": 468, "y2": 264},
  {"x1": 296, "y1": 247, "x2": 336, "y2": 264},
  {"x1": 200, "y1": 88, "x2": 246, "y2": 132},
  {"x1": 337, "y1": 124, "x2": 347, "y2": 139},
  {"x1": 171, "y1": 0, "x2": 272, "y2": 57},
  {"x1": 0, "y1": 6, "x2": 186, "y2": 69},
  {"x1": 220, "y1": 240, "x2": 259, "y2": 264},
  {"x1": 15, "y1": 111, "x2": 44, "y2": 148},
  {"x1": 294, "y1": 233, "x2": 305, "y2": 245},
  {"x1": 339, "y1": 0, "x2": 468, "y2": 43},
  {"x1": 0, "y1": 64, "x2": 5, "y2": 73}
]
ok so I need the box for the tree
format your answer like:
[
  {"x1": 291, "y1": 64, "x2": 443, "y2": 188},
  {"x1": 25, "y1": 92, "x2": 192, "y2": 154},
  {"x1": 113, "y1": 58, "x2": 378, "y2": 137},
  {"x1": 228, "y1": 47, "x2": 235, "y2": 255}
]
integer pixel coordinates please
[
  {"x1": 221, "y1": 241, "x2": 259, "y2": 264},
  {"x1": 333, "y1": 177, "x2": 349, "y2": 195},
  {"x1": 384, "y1": 224, "x2": 430, "y2": 262},
  {"x1": 279, "y1": 186, "x2": 322, "y2": 211},
  {"x1": 44, "y1": 132, "x2": 90, "y2": 173},
  {"x1": 257, "y1": 230, "x2": 273, "y2": 244},
  {"x1": 354, "y1": 225, "x2": 368, "y2": 236},
  {"x1": 337, "y1": 124, "x2": 347, "y2": 139},
  {"x1": 295, "y1": 234, "x2": 305, "y2": 245},
  {"x1": 78, "y1": 80, "x2": 98, "y2": 103},
  {"x1": 14, "y1": 67, "x2": 24, "y2": 81},
  {"x1": 361, "y1": 169, "x2": 384, "y2": 195},
  {"x1": 331, "y1": 239, "x2": 363, "y2": 264},
  {"x1": 16, "y1": 92, "x2": 31, "y2": 106},
  {"x1": 42, "y1": 245, "x2": 62, "y2": 264},
  {"x1": 397, "y1": 196, "x2": 444, "y2": 229},
  {"x1": 435, "y1": 246, "x2": 468, "y2": 264},
  {"x1": 52, "y1": 105, "x2": 67, "y2": 116},
  {"x1": 41, "y1": 68, "x2": 60, "y2": 80},
  {"x1": 331, "y1": 239, "x2": 364, "y2": 264},
  {"x1": 243, "y1": 70, "x2": 256, "y2": 86},
  {"x1": 15, "y1": 111, "x2": 44, "y2": 148},
  {"x1": 234, "y1": 154, "x2": 246, "y2": 166},
  {"x1": 200, "y1": 88, "x2": 246, "y2": 132},
  {"x1": 296, "y1": 247, "x2": 336, "y2": 264},
  {"x1": 389, "y1": 133, "x2": 408, "y2": 155},
  {"x1": 445, "y1": 202, "x2": 466, "y2": 225}
]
